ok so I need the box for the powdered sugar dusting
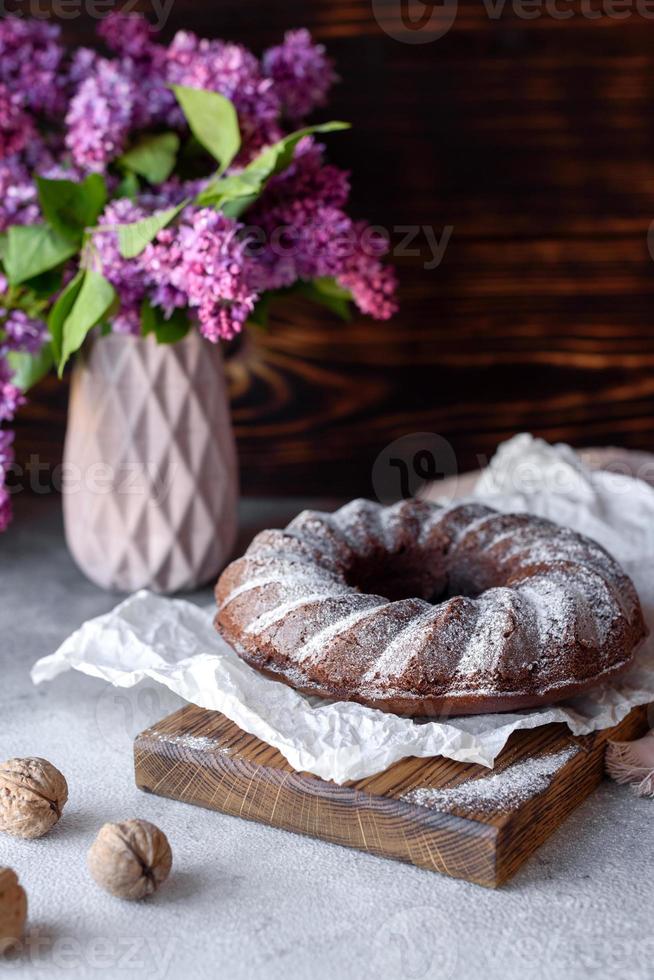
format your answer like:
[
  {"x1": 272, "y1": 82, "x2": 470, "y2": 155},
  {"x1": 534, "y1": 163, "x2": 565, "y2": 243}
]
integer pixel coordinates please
[
  {"x1": 245, "y1": 591, "x2": 351, "y2": 634},
  {"x1": 454, "y1": 588, "x2": 518, "y2": 679},
  {"x1": 401, "y1": 745, "x2": 578, "y2": 813},
  {"x1": 218, "y1": 497, "x2": 644, "y2": 706},
  {"x1": 150, "y1": 732, "x2": 233, "y2": 754},
  {"x1": 361, "y1": 607, "x2": 439, "y2": 684},
  {"x1": 295, "y1": 598, "x2": 387, "y2": 663},
  {"x1": 218, "y1": 561, "x2": 347, "y2": 613}
]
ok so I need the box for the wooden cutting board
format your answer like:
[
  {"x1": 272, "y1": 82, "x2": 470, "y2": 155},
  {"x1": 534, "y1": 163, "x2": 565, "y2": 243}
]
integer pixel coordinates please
[{"x1": 134, "y1": 701, "x2": 650, "y2": 888}]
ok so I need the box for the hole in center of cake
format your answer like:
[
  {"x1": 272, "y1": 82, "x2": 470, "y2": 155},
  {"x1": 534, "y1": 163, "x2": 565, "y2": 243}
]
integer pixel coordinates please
[{"x1": 344, "y1": 551, "x2": 450, "y2": 604}]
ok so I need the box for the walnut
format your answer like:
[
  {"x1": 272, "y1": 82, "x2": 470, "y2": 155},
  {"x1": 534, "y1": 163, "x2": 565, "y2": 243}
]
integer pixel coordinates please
[
  {"x1": 87, "y1": 820, "x2": 172, "y2": 901},
  {"x1": 0, "y1": 758, "x2": 68, "y2": 839},
  {"x1": 0, "y1": 868, "x2": 27, "y2": 950}
]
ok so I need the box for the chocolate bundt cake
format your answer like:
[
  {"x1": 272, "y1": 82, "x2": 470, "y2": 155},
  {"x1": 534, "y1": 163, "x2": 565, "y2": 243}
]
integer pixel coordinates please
[{"x1": 214, "y1": 499, "x2": 647, "y2": 716}]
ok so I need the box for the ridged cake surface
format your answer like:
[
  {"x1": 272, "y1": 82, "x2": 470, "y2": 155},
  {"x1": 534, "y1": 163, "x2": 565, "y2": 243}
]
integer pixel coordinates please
[{"x1": 214, "y1": 499, "x2": 647, "y2": 715}]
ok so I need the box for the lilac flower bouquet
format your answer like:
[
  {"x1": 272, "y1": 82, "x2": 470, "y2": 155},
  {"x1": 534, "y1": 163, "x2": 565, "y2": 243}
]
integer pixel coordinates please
[{"x1": 0, "y1": 14, "x2": 398, "y2": 531}]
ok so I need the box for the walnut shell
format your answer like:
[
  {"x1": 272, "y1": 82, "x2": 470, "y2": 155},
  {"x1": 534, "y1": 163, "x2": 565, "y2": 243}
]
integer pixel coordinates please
[
  {"x1": 0, "y1": 868, "x2": 27, "y2": 950},
  {"x1": 88, "y1": 819, "x2": 172, "y2": 901},
  {"x1": 0, "y1": 758, "x2": 68, "y2": 839}
]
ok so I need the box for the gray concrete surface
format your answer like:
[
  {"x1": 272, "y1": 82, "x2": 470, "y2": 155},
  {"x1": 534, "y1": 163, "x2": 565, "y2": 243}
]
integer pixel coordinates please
[{"x1": 1, "y1": 496, "x2": 652, "y2": 980}]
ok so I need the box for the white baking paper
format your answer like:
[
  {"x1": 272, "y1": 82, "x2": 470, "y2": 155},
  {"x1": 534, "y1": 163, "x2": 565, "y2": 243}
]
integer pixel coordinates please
[{"x1": 32, "y1": 435, "x2": 654, "y2": 784}]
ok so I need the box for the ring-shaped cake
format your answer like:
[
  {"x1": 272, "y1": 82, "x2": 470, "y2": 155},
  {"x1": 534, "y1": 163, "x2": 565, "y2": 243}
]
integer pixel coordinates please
[{"x1": 214, "y1": 499, "x2": 646, "y2": 715}]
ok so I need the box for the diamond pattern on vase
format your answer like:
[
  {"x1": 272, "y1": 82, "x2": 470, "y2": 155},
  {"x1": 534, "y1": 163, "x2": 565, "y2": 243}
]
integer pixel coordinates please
[{"x1": 63, "y1": 331, "x2": 239, "y2": 594}]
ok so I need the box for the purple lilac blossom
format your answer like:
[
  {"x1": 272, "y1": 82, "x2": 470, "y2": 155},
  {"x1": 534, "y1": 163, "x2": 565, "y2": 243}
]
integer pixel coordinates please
[
  {"x1": 262, "y1": 138, "x2": 351, "y2": 210},
  {"x1": 0, "y1": 17, "x2": 66, "y2": 117},
  {"x1": 248, "y1": 200, "x2": 353, "y2": 291},
  {"x1": 1, "y1": 310, "x2": 48, "y2": 354},
  {"x1": 98, "y1": 12, "x2": 159, "y2": 60},
  {"x1": 67, "y1": 18, "x2": 174, "y2": 173},
  {"x1": 93, "y1": 199, "x2": 149, "y2": 335},
  {"x1": 165, "y1": 32, "x2": 281, "y2": 160},
  {"x1": 337, "y1": 222, "x2": 398, "y2": 320},
  {"x1": 0, "y1": 17, "x2": 398, "y2": 533},
  {"x1": 262, "y1": 30, "x2": 337, "y2": 122},
  {"x1": 0, "y1": 290, "x2": 50, "y2": 530},
  {"x1": 65, "y1": 57, "x2": 138, "y2": 172},
  {"x1": 144, "y1": 208, "x2": 260, "y2": 341},
  {"x1": 248, "y1": 138, "x2": 396, "y2": 319},
  {"x1": 0, "y1": 159, "x2": 39, "y2": 232},
  {"x1": 0, "y1": 380, "x2": 24, "y2": 424},
  {"x1": 0, "y1": 84, "x2": 35, "y2": 160},
  {"x1": 0, "y1": 429, "x2": 14, "y2": 532}
]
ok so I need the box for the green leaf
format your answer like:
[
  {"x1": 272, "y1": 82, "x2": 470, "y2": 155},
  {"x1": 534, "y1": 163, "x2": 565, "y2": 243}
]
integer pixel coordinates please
[
  {"x1": 118, "y1": 132, "x2": 180, "y2": 185},
  {"x1": 48, "y1": 271, "x2": 85, "y2": 367},
  {"x1": 115, "y1": 172, "x2": 141, "y2": 201},
  {"x1": 22, "y1": 268, "x2": 63, "y2": 299},
  {"x1": 59, "y1": 271, "x2": 116, "y2": 374},
  {"x1": 7, "y1": 342, "x2": 55, "y2": 392},
  {"x1": 48, "y1": 271, "x2": 116, "y2": 375},
  {"x1": 5, "y1": 225, "x2": 78, "y2": 286},
  {"x1": 295, "y1": 277, "x2": 353, "y2": 320},
  {"x1": 246, "y1": 292, "x2": 272, "y2": 329},
  {"x1": 36, "y1": 174, "x2": 107, "y2": 242},
  {"x1": 141, "y1": 300, "x2": 191, "y2": 344},
  {"x1": 196, "y1": 171, "x2": 262, "y2": 212},
  {"x1": 245, "y1": 279, "x2": 352, "y2": 329},
  {"x1": 196, "y1": 121, "x2": 350, "y2": 217},
  {"x1": 171, "y1": 85, "x2": 241, "y2": 173},
  {"x1": 0, "y1": 232, "x2": 7, "y2": 265},
  {"x1": 117, "y1": 201, "x2": 187, "y2": 259},
  {"x1": 246, "y1": 122, "x2": 350, "y2": 182}
]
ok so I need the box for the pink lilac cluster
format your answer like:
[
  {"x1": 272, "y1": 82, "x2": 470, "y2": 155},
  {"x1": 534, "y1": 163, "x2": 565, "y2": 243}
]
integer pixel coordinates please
[
  {"x1": 248, "y1": 139, "x2": 398, "y2": 318},
  {"x1": 90, "y1": 138, "x2": 396, "y2": 332},
  {"x1": 142, "y1": 208, "x2": 258, "y2": 341},
  {"x1": 93, "y1": 203, "x2": 260, "y2": 342}
]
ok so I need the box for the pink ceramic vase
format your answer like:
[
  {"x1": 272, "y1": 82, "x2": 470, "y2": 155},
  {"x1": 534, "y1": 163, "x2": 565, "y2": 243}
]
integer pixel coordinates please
[{"x1": 62, "y1": 331, "x2": 239, "y2": 594}]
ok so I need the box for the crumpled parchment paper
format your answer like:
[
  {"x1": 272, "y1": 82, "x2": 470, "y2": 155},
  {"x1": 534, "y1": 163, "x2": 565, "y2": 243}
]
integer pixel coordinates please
[{"x1": 32, "y1": 434, "x2": 654, "y2": 784}]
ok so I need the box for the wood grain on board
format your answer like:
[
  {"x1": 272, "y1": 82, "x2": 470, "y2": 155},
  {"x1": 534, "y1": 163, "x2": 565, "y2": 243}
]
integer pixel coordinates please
[
  {"x1": 134, "y1": 701, "x2": 651, "y2": 888},
  {"x1": 13, "y1": 0, "x2": 654, "y2": 496}
]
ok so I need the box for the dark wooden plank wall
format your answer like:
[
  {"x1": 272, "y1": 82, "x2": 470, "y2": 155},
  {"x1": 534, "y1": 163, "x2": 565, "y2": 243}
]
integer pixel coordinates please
[{"x1": 12, "y1": 0, "x2": 654, "y2": 495}]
